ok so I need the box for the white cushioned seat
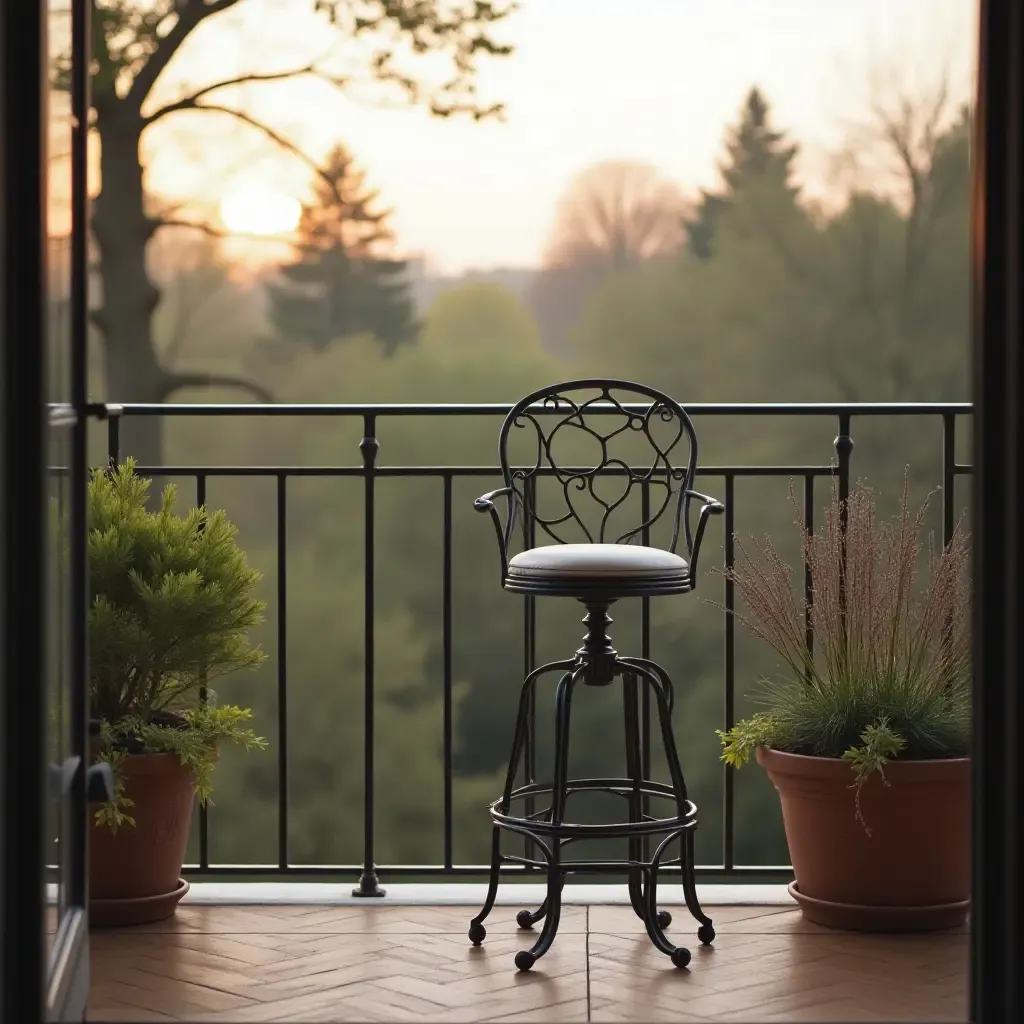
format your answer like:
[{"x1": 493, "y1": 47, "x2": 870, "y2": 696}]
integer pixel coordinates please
[{"x1": 507, "y1": 543, "x2": 688, "y2": 579}]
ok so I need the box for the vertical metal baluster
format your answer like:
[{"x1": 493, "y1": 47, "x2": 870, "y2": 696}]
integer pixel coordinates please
[
  {"x1": 443, "y1": 473, "x2": 454, "y2": 871},
  {"x1": 804, "y1": 474, "x2": 815, "y2": 686},
  {"x1": 723, "y1": 474, "x2": 735, "y2": 873},
  {"x1": 196, "y1": 473, "x2": 209, "y2": 871},
  {"x1": 834, "y1": 414, "x2": 854, "y2": 648},
  {"x1": 106, "y1": 409, "x2": 121, "y2": 471},
  {"x1": 277, "y1": 474, "x2": 289, "y2": 870},
  {"x1": 641, "y1": 480, "x2": 652, "y2": 862},
  {"x1": 942, "y1": 414, "x2": 957, "y2": 547},
  {"x1": 941, "y1": 414, "x2": 957, "y2": 659},
  {"x1": 523, "y1": 475, "x2": 537, "y2": 864},
  {"x1": 353, "y1": 415, "x2": 384, "y2": 896}
]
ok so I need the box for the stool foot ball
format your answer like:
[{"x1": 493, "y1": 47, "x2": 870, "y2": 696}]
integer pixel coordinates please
[
  {"x1": 466, "y1": 645, "x2": 716, "y2": 972},
  {"x1": 516, "y1": 875, "x2": 565, "y2": 930}
]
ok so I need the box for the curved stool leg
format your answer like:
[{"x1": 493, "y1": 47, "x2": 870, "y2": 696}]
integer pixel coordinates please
[
  {"x1": 516, "y1": 669, "x2": 578, "y2": 971},
  {"x1": 627, "y1": 866, "x2": 648, "y2": 924},
  {"x1": 682, "y1": 829, "x2": 715, "y2": 944},
  {"x1": 641, "y1": 665, "x2": 714, "y2": 942},
  {"x1": 469, "y1": 661, "x2": 573, "y2": 946},
  {"x1": 623, "y1": 672, "x2": 645, "y2": 920},
  {"x1": 516, "y1": 873, "x2": 565, "y2": 930},
  {"x1": 632, "y1": 662, "x2": 709, "y2": 957},
  {"x1": 626, "y1": 658, "x2": 715, "y2": 943},
  {"x1": 641, "y1": 835, "x2": 692, "y2": 969},
  {"x1": 627, "y1": 663, "x2": 690, "y2": 820},
  {"x1": 622, "y1": 671, "x2": 672, "y2": 929},
  {"x1": 468, "y1": 826, "x2": 503, "y2": 945},
  {"x1": 619, "y1": 655, "x2": 676, "y2": 716}
]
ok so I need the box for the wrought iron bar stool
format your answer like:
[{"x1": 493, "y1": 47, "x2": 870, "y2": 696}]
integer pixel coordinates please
[{"x1": 467, "y1": 380, "x2": 724, "y2": 972}]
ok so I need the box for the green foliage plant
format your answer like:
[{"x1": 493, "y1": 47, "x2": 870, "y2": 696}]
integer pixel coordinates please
[
  {"x1": 715, "y1": 470, "x2": 971, "y2": 830},
  {"x1": 89, "y1": 460, "x2": 268, "y2": 832}
]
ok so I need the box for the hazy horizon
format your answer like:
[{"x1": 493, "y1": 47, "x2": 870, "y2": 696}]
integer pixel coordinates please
[{"x1": 88, "y1": 0, "x2": 971, "y2": 276}]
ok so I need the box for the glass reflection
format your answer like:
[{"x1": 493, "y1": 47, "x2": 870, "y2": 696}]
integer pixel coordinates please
[{"x1": 45, "y1": 0, "x2": 74, "y2": 965}]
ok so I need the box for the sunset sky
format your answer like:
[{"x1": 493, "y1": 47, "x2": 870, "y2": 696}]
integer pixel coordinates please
[{"x1": 138, "y1": 0, "x2": 976, "y2": 274}]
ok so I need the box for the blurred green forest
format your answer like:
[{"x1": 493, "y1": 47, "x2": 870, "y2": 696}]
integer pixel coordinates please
[{"x1": 83, "y1": 84, "x2": 973, "y2": 876}]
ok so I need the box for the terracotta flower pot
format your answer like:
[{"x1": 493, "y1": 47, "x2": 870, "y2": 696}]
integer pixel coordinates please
[
  {"x1": 757, "y1": 747, "x2": 970, "y2": 931},
  {"x1": 89, "y1": 753, "x2": 197, "y2": 927}
]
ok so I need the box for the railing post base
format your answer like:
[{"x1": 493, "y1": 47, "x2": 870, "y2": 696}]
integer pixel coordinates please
[{"x1": 352, "y1": 871, "x2": 386, "y2": 898}]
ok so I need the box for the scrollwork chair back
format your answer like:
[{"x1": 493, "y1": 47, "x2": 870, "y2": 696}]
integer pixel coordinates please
[{"x1": 496, "y1": 379, "x2": 700, "y2": 557}]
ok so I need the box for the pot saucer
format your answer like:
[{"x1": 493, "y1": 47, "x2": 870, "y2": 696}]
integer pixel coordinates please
[
  {"x1": 90, "y1": 877, "x2": 190, "y2": 928},
  {"x1": 788, "y1": 882, "x2": 969, "y2": 932}
]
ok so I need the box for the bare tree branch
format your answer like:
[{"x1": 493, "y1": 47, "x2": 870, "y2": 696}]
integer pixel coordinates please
[
  {"x1": 152, "y1": 102, "x2": 334, "y2": 190},
  {"x1": 127, "y1": 0, "x2": 245, "y2": 109},
  {"x1": 156, "y1": 217, "x2": 297, "y2": 244},
  {"x1": 160, "y1": 370, "x2": 273, "y2": 402},
  {"x1": 862, "y1": 70, "x2": 958, "y2": 308},
  {"x1": 148, "y1": 142, "x2": 270, "y2": 222},
  {"x1": 142, "y1": 58, "x2": 449, "y2": 134},
  {"x1": 544, "y1": 161, "x2": 688, "y2": 271},
  {"x1": 145, "y1": 64, "x2": 330, "y2": 125}
]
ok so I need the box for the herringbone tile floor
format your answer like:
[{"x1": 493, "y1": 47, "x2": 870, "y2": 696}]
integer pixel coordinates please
[{"x1": 87, "y1": 904, "x2": 968, "y2": 1022}]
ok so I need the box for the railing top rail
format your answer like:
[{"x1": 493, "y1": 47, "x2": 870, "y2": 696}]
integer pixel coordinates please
[{"x1": 92, "y1": 401, "x2": 974, "y2": 418}]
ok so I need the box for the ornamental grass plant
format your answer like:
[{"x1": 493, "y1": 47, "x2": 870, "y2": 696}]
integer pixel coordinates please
[{"x1": 716, "y1": 469, "x2": 971, "y2": 815}]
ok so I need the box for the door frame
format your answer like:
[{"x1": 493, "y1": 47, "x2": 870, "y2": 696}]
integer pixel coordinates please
[
  {"x1": 971, "y1": 0, "x2": 1024, "y2": 1019},
  {"x1": 1, "y1": 0, "x2": 51, "y2": 1014}
]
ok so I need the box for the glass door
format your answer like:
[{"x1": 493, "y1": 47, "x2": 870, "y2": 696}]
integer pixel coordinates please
[
  {"x1": 44, "y1": 408, "x2": 90, "y2": 1024},
  {"x1": 44, "y1": 0, "x2": 93, "y2": 1015}
]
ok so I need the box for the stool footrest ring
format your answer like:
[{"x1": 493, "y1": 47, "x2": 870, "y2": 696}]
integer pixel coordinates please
[
  {"x1": 500, "y1": 854, "x2": 684, "y2": 873},
  {"x1": 490, "y1": 778, "x2": 696, "y2": 838}
]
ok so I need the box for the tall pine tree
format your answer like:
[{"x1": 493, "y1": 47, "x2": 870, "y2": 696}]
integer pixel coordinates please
[
  {"x1": 684, "y1": 87, "x2": 799, "y2": 259},
  {"x1": 268, "y1": 144, "x2": 416, "y2": 355}
]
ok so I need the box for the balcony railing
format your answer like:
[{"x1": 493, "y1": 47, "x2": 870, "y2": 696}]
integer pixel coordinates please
[{"x1": 90, "y1": 400, "x2": 973, "y2": 891}]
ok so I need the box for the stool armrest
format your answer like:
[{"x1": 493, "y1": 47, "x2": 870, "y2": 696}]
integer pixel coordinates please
[
  {"x1": 685, "y1": 489, "x2": 725, "y2": 586},
  {"x1": 475, "y1": 486, "x2": 516, "y2": 582}
]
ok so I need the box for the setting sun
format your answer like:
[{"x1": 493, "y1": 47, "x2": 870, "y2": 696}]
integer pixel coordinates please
[{"x1": 218, "y1": 186, "x2": 302, "y2": 237}]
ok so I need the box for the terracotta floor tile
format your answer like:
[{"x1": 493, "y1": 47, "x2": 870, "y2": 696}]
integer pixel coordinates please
[
  {"x1": 586, "y1": 929, "x2": 968, "y2": 1023},
  {"x1": 586, "y1": 903, "x2": 799, "y2": 935},
  {"x1": 87, "y1": 904, "x2": 968, "y2": 1023}
]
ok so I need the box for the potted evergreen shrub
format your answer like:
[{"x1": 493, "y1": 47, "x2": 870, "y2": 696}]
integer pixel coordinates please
[
  {"x1": 88, "y1": 461, "x2": 268, "y2": 927},
  {"x1": 716, "y1": 471, "x2": 971, "y2": 931}
]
